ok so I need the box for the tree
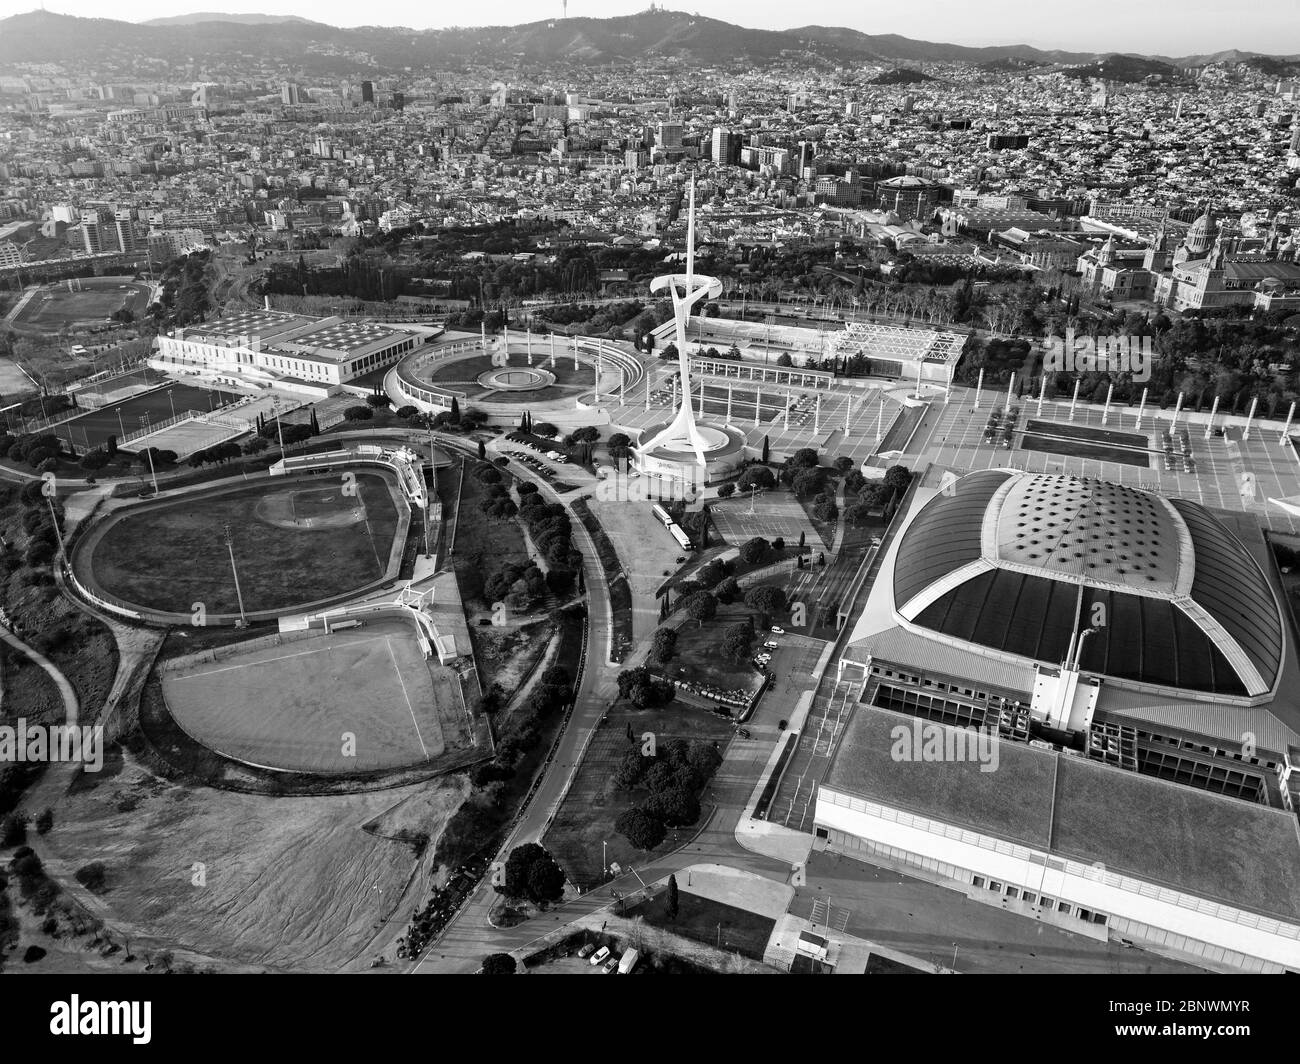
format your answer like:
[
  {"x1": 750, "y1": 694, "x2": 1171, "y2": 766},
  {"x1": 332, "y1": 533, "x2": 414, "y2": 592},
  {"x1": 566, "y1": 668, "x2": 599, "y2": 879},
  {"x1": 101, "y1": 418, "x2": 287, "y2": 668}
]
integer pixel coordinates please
[
  {"x1": 667, "y1": 873, "x2": 680, "y2": 921},
  {"x1": 683, "y1": 590, "x2": 718, "y2": 628},
  {"x1": 534, "y1": 422, "x2": 559, "y2": 438},
  {"x1": 793, "y1": 468, "x2": 825, "y2": 497},
  {"x1": 695, "y1": 558, "x2": 728, "y2": 589},
  {"x1": 482, "y1": 953, "x2": 517, "y2": 974},
  {"x1": 646, "y1": 786, "x2": 700, "y2": 827},
  {"x1": 501, "y1": 842, "x2": 566, "y2": 904},
  {"x1": 883, "y1": 464, "x2": 913, "y2": 493},
  {"x1": 745, "y1": 585, "x2": 787, "y2": 624},
  {"x1": 813, "y1": 496, "x2": 839, "y2": 522},
  {"x1": 527, "y1": 853, "x2": 567, "y2": 903},
  {"x1": 790, "y1": 447, "x2": 820, "y2": 470},
  {"x1": 651, "y1": 627, "x2": 678, "y2": 664},
  {"x1": 845, "y1": 502, "x2": 872, "y2": 525},
  {"x1": 343, "y1": 405, "x2": 373, "y2": 421},
  {"x1": 716, "y1": 483, "x2": 735, "y2": 498},
  {"x1": 503, "y1": 842, "x2": 547, "y2": 898},
  {"x1": 450, "y1": 396, "x2": 461, "y2": 423},
  {"x1": 34, "y1": 808, "x2": 53, "y2": 835},
  {"x1": 761, "y1": 435, "x2": 770, "y2": 464},
  {"x1": 738, "y1": 537, "x2": 770, "y2": 565},
  {"x1": 615, "y1": 807, "x2": 666, "y2": 850},
  {"x1": 721, "y1": 620, "x2": 754, "y2": 661},
  {"x1": 613, "y1": 749, "x2": 648, "y2": 790},
  {"x1": 737, "y1": 465, "x2": 776, "y2": 493},
  {"x1": 714, "y1": 576, "x2": 741, "y2": 604}
]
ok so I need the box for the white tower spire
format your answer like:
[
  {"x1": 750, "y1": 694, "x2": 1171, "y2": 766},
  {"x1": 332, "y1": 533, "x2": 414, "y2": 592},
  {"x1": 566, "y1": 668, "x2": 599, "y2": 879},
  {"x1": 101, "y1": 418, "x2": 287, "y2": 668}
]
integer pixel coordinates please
[{"x1": 640, "y1": 174, "x2": 722, "y2": 469}]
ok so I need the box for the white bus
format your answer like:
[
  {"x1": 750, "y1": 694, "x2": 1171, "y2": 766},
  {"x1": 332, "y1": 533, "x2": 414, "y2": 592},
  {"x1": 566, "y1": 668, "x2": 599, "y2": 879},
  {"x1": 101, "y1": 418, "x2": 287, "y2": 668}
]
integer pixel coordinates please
[
  {"x1": 651, "y1": 504, "x2": 673, "y2": 527},
  {"x1": 668, "y1": 523, "x2": 694, "y2": 551}
]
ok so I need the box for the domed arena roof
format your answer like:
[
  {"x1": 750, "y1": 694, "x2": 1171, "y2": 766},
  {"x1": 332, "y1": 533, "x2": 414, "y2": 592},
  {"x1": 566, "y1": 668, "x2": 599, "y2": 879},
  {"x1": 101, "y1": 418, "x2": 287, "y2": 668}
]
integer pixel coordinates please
[{"x1": 892, "y1": 471, "x2": 1283, "y2": 698}]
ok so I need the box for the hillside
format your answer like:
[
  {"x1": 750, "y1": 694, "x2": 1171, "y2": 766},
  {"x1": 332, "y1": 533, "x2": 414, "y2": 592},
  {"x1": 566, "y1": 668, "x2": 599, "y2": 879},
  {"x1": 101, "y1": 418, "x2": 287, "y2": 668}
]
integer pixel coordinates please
[
  {"x1": 0, "y1": 10, "x2": 1295, "y2": 75},
  {"x1": 1061, "y1": 54, "x2": 1180, "y2": 82}
]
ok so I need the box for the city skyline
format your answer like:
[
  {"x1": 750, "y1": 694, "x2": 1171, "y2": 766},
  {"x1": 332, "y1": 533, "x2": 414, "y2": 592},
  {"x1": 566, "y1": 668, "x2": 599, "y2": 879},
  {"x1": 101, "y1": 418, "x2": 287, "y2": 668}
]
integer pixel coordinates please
[{"x1": 0, "y1": 1, "x2": 1297, "y2": 57}]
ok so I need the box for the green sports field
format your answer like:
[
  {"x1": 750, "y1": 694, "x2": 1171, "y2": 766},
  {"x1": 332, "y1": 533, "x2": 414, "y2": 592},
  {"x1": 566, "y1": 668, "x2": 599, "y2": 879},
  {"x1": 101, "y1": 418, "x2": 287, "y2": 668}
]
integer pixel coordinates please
[
  {"x1": 83, "y1": 471, "x2": 405, "y2": 616},
  {"x1": 161, "y1": 620, "x2": 460, "y2": 773}
]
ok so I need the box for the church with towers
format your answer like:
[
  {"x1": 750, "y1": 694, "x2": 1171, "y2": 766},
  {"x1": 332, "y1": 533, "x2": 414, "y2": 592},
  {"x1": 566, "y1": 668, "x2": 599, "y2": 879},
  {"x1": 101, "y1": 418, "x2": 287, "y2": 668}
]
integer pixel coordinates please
[{"x1": 1078, "y1": 204, "x2": 1300, "y2": 313}]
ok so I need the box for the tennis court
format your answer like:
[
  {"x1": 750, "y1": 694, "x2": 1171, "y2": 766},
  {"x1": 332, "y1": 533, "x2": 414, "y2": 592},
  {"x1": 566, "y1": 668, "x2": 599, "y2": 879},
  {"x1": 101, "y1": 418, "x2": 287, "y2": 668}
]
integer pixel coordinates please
[{"x1": 52, "y1": 383, "x2": 239, "y2": 451}]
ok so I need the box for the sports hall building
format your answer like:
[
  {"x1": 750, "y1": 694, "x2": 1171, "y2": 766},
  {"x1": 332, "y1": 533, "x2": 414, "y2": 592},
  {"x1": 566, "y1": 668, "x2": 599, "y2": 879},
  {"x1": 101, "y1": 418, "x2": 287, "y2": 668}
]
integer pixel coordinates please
[
  {"x1": 816, "y1": 466, "x2": 1300, "y2": 972},
  {"x1": 154, "y1": 310, "x2": 427, "y2": 396}
]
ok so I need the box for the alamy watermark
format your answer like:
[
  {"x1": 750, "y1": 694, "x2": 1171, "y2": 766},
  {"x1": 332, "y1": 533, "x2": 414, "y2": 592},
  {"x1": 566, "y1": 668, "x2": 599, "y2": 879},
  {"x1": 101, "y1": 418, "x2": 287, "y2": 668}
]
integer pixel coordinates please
[
  {"x1": 0, "y1": 719, "x2": 104, "y2": 772},
  {"x1": 890, "y1": 718, "x2": 1000, "y2": 773},
  {"x1": 1042, "y1": 329, "x2": 1152, "y2": 383}
]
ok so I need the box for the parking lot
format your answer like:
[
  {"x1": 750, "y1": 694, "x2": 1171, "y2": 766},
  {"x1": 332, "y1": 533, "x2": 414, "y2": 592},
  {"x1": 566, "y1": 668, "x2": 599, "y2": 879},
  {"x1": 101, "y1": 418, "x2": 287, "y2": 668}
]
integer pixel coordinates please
[{"x1": 909, "y1": 389, "x2": 1300, "y2": 535}]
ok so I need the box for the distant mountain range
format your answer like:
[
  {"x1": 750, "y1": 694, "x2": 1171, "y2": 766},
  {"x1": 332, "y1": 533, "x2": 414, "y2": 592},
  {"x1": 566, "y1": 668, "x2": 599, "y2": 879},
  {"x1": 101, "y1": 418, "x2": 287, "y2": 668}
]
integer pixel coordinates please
[
  {"x1": 141, "y1": 13, "x2": 323, "y2": 27},
  {"x1": 1, "y1": 10, "x2": 1297, "y2": 76}
]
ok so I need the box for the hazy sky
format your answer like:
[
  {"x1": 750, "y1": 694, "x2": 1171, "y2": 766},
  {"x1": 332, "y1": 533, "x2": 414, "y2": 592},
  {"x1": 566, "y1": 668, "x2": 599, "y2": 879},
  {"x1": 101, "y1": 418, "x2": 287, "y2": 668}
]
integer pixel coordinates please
[{"x1": 2, "y1": 1, "x2": 1296, "y2": 56}]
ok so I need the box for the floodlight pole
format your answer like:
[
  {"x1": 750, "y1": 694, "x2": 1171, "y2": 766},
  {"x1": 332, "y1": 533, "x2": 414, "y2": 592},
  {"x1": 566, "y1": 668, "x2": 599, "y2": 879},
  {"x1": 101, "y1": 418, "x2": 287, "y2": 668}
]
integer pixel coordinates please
[
  {"x1": 223, "y1": 522, "x2": 248, "y2": 627},
  {"x1": 271, "y1": 396, "x2": 286, "y2": 464},
  {"x1": 139, "y1": 416, "x2": 158, "y2": 494},
  {"x1": 47, "y1": 495, "x2": 66, "y2": 562}
]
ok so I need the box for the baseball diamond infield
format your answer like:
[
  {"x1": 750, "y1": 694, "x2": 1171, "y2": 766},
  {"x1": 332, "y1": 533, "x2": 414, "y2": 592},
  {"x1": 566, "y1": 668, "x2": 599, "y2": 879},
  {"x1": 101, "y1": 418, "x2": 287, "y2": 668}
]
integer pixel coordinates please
[
  {"x1": 160, "y1": 619, "x2": 468, "y2": 773},
  {"x1": 72, "y1": 469, "x2": 410, "y2": 623},
  {"x1": 8, "y1": 276, "x2": 154, "y2": 330}
]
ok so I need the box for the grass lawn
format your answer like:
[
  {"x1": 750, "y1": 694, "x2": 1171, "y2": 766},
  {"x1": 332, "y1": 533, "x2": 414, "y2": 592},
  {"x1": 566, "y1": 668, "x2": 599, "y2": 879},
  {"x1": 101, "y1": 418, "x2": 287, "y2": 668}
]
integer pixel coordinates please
[
  {"x1": 544, "y1": 706, "x2": 731, "y2": 890},
  {"x1": 668, "y1": 604, "x2": 766, "y2": 694},
  {"x1": 571, "y1": 498, "x2": 633, "y2": 661},
  {"x1": 624, "y1": 889, "x2": 775, "y2": 961},
  {"x1": 440, "y1": 464, "x2": 531, "y2": 606},
  {"x1": 427, "y1": 352, "x2": 596, "y2": 403},
  {"x1": 85, "y1": 470, "x2": 402, "y2": 614}
]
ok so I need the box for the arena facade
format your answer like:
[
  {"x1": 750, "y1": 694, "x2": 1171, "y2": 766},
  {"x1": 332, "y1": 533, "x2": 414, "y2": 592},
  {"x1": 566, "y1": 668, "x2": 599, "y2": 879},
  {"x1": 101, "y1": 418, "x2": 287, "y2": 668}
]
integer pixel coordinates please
[
  {"x1": 153, "y1": 308, "x2": 432, "y2": 395},
  {"x1": 815, "y1": 465, "x2": 1300, "y2": 972}
]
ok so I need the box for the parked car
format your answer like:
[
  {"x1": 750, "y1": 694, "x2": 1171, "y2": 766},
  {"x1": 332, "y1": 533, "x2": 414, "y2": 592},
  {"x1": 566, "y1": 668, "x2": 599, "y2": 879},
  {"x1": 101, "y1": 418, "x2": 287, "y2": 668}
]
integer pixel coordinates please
[
  {"x1": 601, "y1": 956, "x2": 620, "y2": 974},
  {"x1": 770, "y1": 626, "x2": 785, "y2": 635},
  {"x1": 577, "y1": 942, "x2": 596, "y2": 959},
  {"x1": 590, "y1": 946, "x2": 611, "y2": 966}
]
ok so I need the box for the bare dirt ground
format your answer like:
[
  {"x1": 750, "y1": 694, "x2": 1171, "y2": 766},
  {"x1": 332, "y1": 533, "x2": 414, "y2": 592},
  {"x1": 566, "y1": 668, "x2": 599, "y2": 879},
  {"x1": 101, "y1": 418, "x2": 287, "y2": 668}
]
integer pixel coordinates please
[{"x1": 42, "y1": 754, "x2": 463, "y2": 971}]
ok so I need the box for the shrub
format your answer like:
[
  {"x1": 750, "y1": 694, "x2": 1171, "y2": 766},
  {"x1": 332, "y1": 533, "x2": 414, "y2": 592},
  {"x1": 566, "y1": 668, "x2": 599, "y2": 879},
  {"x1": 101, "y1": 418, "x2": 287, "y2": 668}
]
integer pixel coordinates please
[
  {"x1": 75, "y1": 862, "x2": 107, "y2": 893},
  {"x1": 343, "y1": 405, "x2": 373, "y2": 421},
  {"x1": 716, "y1": 483, "x2": 736, "y2": 498}
]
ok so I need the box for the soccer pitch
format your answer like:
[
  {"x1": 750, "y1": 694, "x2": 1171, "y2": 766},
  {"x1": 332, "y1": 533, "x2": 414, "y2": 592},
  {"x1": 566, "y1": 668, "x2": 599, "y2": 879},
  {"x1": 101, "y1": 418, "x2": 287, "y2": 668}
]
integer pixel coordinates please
[{"x1": 161, "y1": 620, "x2": 459, "y2": 773}]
